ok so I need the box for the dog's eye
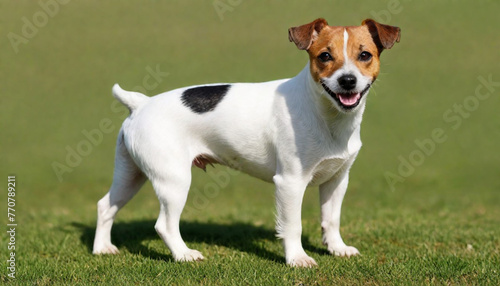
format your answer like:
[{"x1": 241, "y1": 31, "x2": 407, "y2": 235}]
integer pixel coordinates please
[
  {"x1": 318, "y1": 52, "x2": 333, "y2": 63},
  {"x1": 358, "y1": 51, "x2": 372, "y2": 62}
]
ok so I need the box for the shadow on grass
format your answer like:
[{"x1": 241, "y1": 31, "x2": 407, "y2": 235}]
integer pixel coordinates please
[{"x1": 72, "y1": 220, "x2": 327, "y2": 264}]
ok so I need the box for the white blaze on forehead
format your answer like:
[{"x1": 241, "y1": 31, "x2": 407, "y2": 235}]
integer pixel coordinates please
[{"x1": 343, "y1": 28, "x2": 349, "y2": 64}]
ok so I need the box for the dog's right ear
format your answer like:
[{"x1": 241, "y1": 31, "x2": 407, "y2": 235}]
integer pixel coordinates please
[{"x1": 288, "y1": 18, "x2": 328, "y2": 50}]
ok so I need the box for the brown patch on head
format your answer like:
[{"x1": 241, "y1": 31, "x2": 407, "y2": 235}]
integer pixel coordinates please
[
  {"x1": 306, "y1": 25, "x2": 382, "y2": 82},
  {"x1": 289, "y1": 19, "x2": 401, "y2": 83},
  {"x1": 306, "y1": 26, "x2": 344, "y2": 82},
  {"x1": 346, "y1": 26, "x2": 382, "y2": 81}
]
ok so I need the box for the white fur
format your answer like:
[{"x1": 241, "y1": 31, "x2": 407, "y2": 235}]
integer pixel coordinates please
[
  {"x1": 343, "y1": 29, "x2": 349, "y2": 64},
  {"x1": 94, "y1": 53, "x2": 369, "y2": 266}
]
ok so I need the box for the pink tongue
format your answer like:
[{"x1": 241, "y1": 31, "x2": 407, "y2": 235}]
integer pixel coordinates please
[{"x1": 338, "y1": 93, "x2": 361, "y2": 106}]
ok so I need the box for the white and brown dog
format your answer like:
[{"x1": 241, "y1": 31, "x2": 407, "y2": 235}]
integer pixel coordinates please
[{"x1": 93, "y1": 18, "x2": 400, "y2": 267}]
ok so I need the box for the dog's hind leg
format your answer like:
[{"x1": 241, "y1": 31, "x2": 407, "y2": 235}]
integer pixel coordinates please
[
  {"x1": 93, "y1": 130, "x2": 147, "y2": 254},
  {"x1": 150, "y1": 156, "x2": 204, "y2": 262}
]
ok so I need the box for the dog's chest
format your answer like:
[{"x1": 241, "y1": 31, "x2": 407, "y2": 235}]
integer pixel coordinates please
[
  {"x1": 306, "y1": 125, "x2": 361, "y2": 186},
  {"x1": 309, "y1": 157, "x2": 348, "y2": 186}
]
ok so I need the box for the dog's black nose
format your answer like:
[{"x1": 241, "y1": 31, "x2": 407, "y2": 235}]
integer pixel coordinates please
[{"x1": 338, "y1": 74, "x2": 357, "y2": 90}]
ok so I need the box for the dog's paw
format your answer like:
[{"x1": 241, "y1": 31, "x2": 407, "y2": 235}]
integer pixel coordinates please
[
  {"x1": 174, "y1": 249, "x2": 204, "y2": 262},
  {"x1": 93, "y1": 243, "x2": 120, "y2": 255},
  {"x1": 328, "y1": 245, "x2": 360, "y2": 257},
  {"x1": 287, "y1": 254, "x2": 318, "y2": 268}
]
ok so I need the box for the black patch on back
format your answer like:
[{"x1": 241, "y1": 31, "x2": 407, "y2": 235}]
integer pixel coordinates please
[{"x1": 181, "y1": 85, "x2": 231, "y2": 113}]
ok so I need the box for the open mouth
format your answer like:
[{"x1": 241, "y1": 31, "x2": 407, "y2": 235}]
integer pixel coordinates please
[{"x1": 321, "y1": 82, "x2": 371, "y2": 110}]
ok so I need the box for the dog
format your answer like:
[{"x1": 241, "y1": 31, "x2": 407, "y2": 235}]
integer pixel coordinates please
[{"x1": 93, "y1": 18, "x2": 400, "y2": 267}]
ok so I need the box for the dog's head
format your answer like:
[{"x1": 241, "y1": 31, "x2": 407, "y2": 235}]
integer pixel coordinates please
[{"x1": 289, "y1": 18, "x2": 401, "y2": 112}]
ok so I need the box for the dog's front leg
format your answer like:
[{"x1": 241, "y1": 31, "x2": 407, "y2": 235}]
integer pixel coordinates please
[
  {"x1": 273, "y1": 174, "x2": 317, "y2": 267},
  {"x1": 319, "y1": 170, "x2": 360, "y2": 257}
]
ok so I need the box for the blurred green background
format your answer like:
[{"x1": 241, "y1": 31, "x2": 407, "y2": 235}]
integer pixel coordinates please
[{"x1": 1, "y1": 0, "x2": 499, "y2": 284}]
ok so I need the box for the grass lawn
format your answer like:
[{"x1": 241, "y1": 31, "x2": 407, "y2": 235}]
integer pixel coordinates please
[{"x1": 1, "y1": 0, "x2": 499, "y2": 285}]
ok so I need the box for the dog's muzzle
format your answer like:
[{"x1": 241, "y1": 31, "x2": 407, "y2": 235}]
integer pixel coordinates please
[{"x1": 321, "y1": 81, "x2": 371, "y2": 110}]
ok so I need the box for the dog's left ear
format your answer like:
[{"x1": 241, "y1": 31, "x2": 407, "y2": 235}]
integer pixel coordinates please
[
  {"x1": 288, "y1": 18, "x2": 328, "y2": 50},
  {"x1": 362, "y1": 19, "x2": 401, "y2": 54}
]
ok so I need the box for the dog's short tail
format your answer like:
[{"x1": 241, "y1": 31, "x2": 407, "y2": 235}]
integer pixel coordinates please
[{"x1": 112, "y1": 84, "x2": 149, "y2": 112}]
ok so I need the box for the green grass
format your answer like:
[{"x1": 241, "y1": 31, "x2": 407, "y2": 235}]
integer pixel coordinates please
[{"x1": 1, "y1": 0, "x2": 500, "y2": 285}]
